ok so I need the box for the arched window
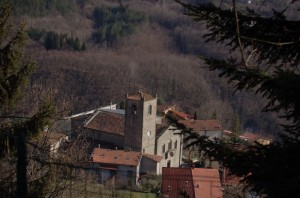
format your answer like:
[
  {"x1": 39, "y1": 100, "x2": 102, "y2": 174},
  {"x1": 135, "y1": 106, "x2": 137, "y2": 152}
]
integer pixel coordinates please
[
  {"x1": 131, "y1": 104, "x2": 137, "y2": 114},
  {"x1": 148, "y1": 105, "x2": 152, "y2": 115},
  {"x1": 174, "y1": 140, "x2": 178, "y2": 149},
  {"x1": 162, "y1": 144, "x2": 165, "y2": 153}
]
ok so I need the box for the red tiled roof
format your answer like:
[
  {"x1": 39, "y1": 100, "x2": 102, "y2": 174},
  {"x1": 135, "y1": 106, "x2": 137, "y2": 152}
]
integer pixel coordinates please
[
  {"x1": 85, "y1": 111, "x2": 125, "y2": 136},
  {"x1": 90, "y1": 148, "x2": 162, "y2": 167},
  {"x1": 239, "y1": 132, "x2": 262, "y2": 141},
  {"x1": 192, "y1": 168, "x2": 223, "y2": 198},
  {"x1": 169, "y1": 110, "x2": 193, "y2": 120},
  {"x1": 162, "y1": 168, "x2": 223, "y2": 198},
  {"x1": 179, "y1": 120, "x2": 223, "y2": 132},
  {"x1": 90, "y1": 148, "x2": 142, "y2": 166},
  {"x1": 143, "y1": 153, "x2": 163, "y2": 162},
  {"x1": 127, "y1": 91, "x2": 155, "y2": 101},
  {"x1": 162, "y1": 167, "x2": 194, "y2": 198}
]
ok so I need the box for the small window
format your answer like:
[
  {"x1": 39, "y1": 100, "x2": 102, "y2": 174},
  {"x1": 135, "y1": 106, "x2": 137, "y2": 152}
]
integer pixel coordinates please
[
  {"x1": 162, "y1": 144, "x2": 165, "y2": 153},
  {"x1": 174, "y1": 140, "x2": 178, "y2": 149},
  {"x1": 131, "y1": 104, "x2": 137, "y2": 114},
  {"x1": 168, "y1": 140, "x2": 172, "y2": 150},
  {"x1": 167, "y1": 160, "x2": 171, "y2": 167},
  {"x1": 165, "y1": 152, "x2": 168, "y2": 160},
  {"x1": 148, "y1": 105, "x2": 152, "y2": 115}
]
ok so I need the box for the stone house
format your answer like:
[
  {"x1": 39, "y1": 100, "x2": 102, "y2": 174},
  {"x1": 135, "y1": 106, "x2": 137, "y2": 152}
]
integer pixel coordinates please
[
  {"x1": 178, "y1": 119, "x2": 223, "y2": 140},
  {"x1": 84, "y1": 109, "x2": 125, "y2": 149},
  {"x1": 178, "y1": 119, "x2": 223, "y2": 168},
  {"x1": 90, "y1": 148, "x2": 162, "y2": 185},
  {"x1": 156, "y1": 125, "x2": 182, "y2": 169}
]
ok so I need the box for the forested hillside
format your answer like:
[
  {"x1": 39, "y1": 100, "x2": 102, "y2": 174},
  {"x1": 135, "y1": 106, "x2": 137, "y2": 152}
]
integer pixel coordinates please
[{"x1": 12, "y1": 0, "x2": 293, "y2": 136}]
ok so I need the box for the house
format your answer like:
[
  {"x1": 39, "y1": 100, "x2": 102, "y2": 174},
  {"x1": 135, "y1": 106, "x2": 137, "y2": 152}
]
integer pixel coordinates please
[
  {"x1": 177, "y1": 119, "x2": 223, "y2": 168},
  {"x1": 179, "y1": 119, "x2": 223, "y2": 140},
  {"x1": 90, "y1": 147, "x2": 162, "y2": 185},
  {"x1": 161, "y1": 167, "x2": 223, "y2": 198},
  {"x1": 68, "y1": 104, "x2": 118, "y2": 138},
  {"x1": 84, "y1": 109, "x2": 125, "y2": 149},
  {"x1": 156, "y1": 125, "x2": 182, "y2": 169},
  {"x1": 239, "y1": 132, "x2": 272, "y2": 145}
]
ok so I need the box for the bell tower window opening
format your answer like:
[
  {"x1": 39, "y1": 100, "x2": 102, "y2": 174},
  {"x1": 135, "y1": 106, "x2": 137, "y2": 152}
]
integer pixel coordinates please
[
  {"x1": 131, "y1": 104, "x2": 137, "y2": 115},
  {"x1": 148, "y1": 105, "x2": 152, "y2": 115}
]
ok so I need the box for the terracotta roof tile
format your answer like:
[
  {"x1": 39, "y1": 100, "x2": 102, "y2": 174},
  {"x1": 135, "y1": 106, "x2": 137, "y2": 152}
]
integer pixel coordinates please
[
  {"x1": 85, "y1": 111, "x2": 125, "y2": 136},
  {"x1": 90, "y1": 148, "x2": 162, "y2": 166},
  {"x1": 143, "y1": 153, "x2": 163, "y2": 162},
  {"x1": 162, "y1": 167, "x2": 194, "y2": 198},
  {"x1": 90, "y1": 148, "x2": 142, "y2": 166},
  {"x1": 127, "y1": 91, "x2": 155, "y2": 101},
  {"x1": 179, "y1": 120, "x2": 223, "y2": 132},
  {"x1": 162, "y1": 168, "x2": 223, "y2": 198},
  {"x1": 192, "y1": 168, "x2": 223, "y2": 198},
  {"x1": 168, "y1": 110, "x2": 193, "y2": 120},
  {"x1": 239, "y1": 132, "x2": 261, "y2": 141}
]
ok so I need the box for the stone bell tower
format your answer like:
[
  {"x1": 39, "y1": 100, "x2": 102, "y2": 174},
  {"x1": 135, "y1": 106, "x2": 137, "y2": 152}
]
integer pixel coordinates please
[{"x1": 124, "y1": 91, "x2": 157, "y2": 154}]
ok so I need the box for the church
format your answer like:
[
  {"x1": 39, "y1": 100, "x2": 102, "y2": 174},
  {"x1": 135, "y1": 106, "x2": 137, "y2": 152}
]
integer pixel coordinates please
[{"x1": 70, "y1": 91, "x2": 183, "y2": 184}]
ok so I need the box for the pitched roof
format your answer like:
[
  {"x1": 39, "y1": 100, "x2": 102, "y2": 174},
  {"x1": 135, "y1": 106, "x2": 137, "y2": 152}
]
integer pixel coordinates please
[
  {"x1": 90, "y1": 148, "x2": 142, "y2": 166},
  {"x1": 143, "y1": 153, "x2": 163, "y2": 162},
  {"x1": 162, "y1": 167, "x2": 223, "y2": 198},
  {"x1": 192, "y1": 168, "x2": 223, "y2": 198},
  {"x1": 168, "y1": 110, "x2": 194, "y2": 120},
  {"x1": 162, "y1": 167, "x2": 194, "y2": 198},
  {"x1": 178, "y1": 119, "x2": 223, "y2": 132},
  {"x1": 90, "y1": 148, "x2": 162, "y2": 167},
  {"x1": 127, "y1": 91, "x2": 155, "y2": 101},
  {"x1": 84, "y1": 111, "x2": 125, "y2": 136},
  {"x1": 239, "y1": 132, "x2": 261, "y2": 141}
]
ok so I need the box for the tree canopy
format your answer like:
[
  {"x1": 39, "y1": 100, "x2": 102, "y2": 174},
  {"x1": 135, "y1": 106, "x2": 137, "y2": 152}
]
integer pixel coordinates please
[
  {"x1": 0, "y1": 2, "x2": 53, "y2": 197},
  {"x1": 175, "y1": 0, "x2": 300, "y2": 197}
]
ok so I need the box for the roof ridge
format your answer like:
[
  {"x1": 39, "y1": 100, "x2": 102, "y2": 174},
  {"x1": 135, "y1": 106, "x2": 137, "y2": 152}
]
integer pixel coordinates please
[{"x1": 84, "y1": 111, "x2": 100, "y2": 127}]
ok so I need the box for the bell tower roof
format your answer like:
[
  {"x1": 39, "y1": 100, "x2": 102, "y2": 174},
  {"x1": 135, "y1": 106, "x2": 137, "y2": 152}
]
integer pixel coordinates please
[{"x1": 126, "y1": 91, "x2": 156, "y2": 101}]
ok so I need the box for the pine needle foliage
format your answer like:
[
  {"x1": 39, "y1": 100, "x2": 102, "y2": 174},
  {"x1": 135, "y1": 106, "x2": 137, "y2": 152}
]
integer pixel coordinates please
[
  {"x1": 175, "y1": 0, "x2": 300, "y2": 197},
  {"x1": 0, "y1": 2, "x2": 54, "y2": 197}
]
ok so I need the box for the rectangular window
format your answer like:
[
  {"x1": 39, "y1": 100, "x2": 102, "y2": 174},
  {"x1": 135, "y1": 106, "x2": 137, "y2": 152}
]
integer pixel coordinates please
[
  {"x1": 174, "y1": 140, "x2": 178, "y2": 149},
  {"x1": 168, "y1": 141, "x2": 172, "y2": 150},
  {"x1": 162, "y1": 144, "x2": 165, "y2": 153},
  {"x1": 165, "y1": 152, "x2": 168, "y2": 160}
]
